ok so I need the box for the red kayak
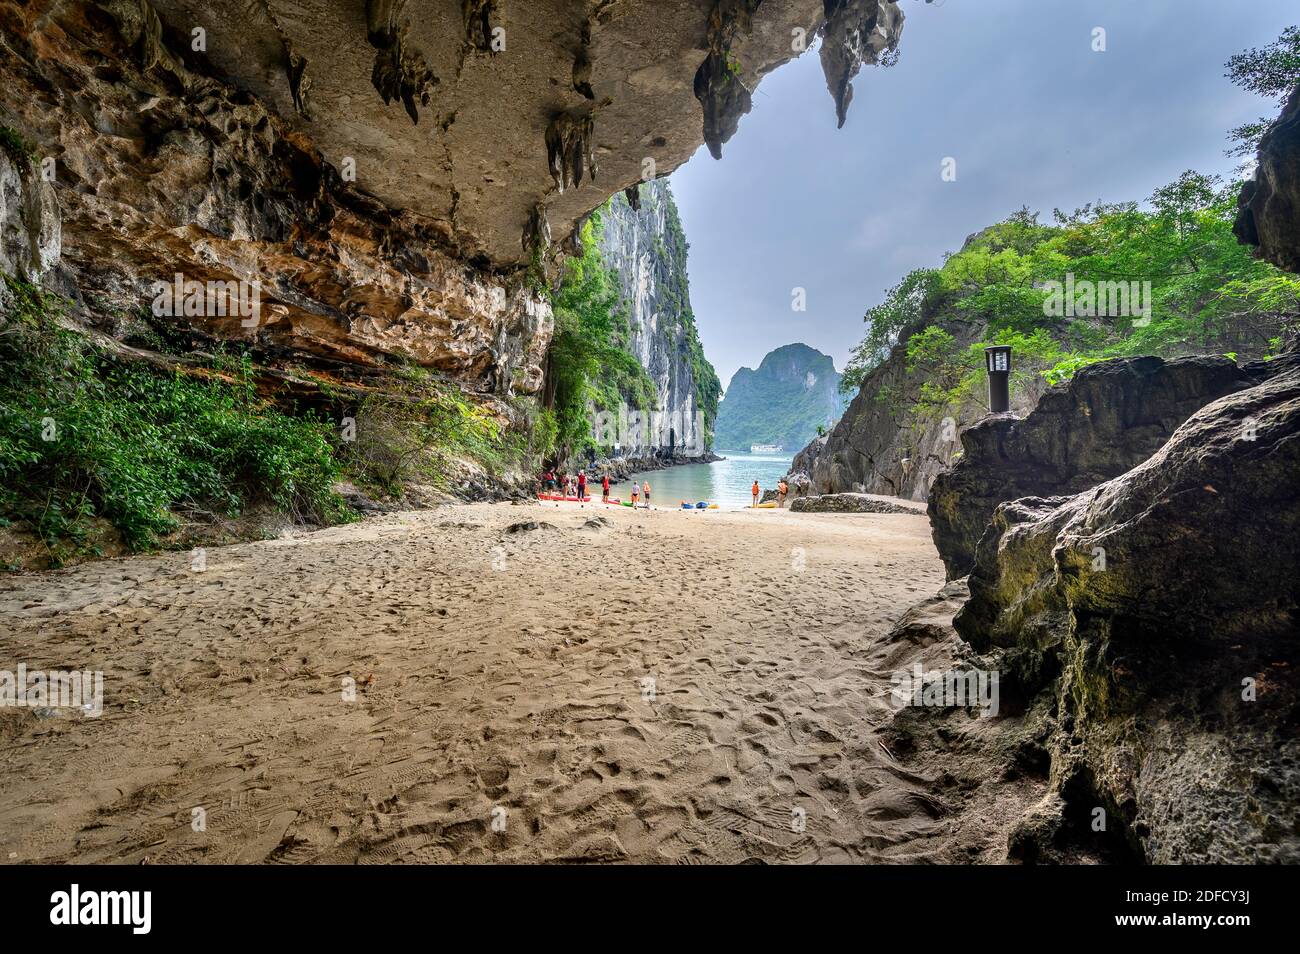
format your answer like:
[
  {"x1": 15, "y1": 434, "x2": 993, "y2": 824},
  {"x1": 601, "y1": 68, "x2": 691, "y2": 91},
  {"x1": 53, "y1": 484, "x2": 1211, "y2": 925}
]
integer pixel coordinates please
[{"x1": 538, "y1": 493, "x2": 591, "y2": 502}]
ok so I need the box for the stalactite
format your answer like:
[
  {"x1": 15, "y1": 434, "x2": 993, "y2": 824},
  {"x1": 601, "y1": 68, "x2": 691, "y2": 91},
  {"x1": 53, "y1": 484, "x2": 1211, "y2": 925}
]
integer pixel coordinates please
[
  {"x1": 545, "y1": 112, "x2": 597, "y2": 193},
  {"x1": 573, "y1": 20, "x2": 595, "y2": 99},
  {"x1": 285, "y1": 45, "x2": 310, "y2": 117},
  {"x1": 366, "y1": 0, "x2": 439, "y2": 124},
  {"x1": 95, "y1": 0, "x2": 171, "y2": 77},
  {"x1": 819, "y1": 0, "x2": 902, "y2": 128},
  {"x1": 462, "y1": 0, "x2": 500, "y2": 53},
  {"x1": 523, "y1": 202, "x2": 550, "y2": 258},
  {"x1": 693, "y1": 1, "x2": 764, "y2": 160}
]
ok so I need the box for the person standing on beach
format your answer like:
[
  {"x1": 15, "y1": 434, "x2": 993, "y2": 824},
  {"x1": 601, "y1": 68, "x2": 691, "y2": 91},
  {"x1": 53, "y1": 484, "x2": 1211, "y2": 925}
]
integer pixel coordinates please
[
  {"x1": 631, "y1": 482, "x2": 640, "y2": 506},
  {"x1": 751, "y1": 480, "x2": 760, "y2": 508},
  {"x1": 642, "y1": 480, "x2": 651, "y2": 509},
  {"x1": 577, "y1": 470, "x2": 587, "y2": 501},
  {"x1": 601, "y1": 473, "x2": 611, "y2": 503},
  {"x1": 777, "y1": 478, "x2": 789, "y2": 508}
]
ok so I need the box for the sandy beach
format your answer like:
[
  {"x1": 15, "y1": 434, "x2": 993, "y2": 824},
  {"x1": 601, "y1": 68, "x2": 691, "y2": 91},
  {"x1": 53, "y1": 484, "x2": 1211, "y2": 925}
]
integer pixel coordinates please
[{"x1": 0, "y1": 500, "x2": 1037, "y2": 864}]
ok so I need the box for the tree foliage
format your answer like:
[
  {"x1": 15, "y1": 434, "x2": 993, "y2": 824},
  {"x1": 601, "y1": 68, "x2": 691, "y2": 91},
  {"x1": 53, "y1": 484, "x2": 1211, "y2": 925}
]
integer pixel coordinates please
[
  {"x1": 840, "y1": 170, "x2": 1300, "y2": 417},
  {"x1": 1225, "y1": 24, "x2": 1300, "y2": 158}
]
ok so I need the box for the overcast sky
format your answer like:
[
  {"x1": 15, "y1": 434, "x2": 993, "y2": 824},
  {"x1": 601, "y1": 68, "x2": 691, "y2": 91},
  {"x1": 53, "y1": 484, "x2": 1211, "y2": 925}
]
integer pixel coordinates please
[{"x1": 670, "y1": 0, "x2": 1297, "y2": 391}]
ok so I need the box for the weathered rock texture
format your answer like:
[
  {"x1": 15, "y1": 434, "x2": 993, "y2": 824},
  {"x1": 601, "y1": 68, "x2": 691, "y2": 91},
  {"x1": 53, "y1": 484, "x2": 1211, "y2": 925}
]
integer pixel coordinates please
[
  {"x1": 596, "y1": 180, "x2": 718, "y2": 457},
  {"x1": 1, "y1": 1, "x2": 550, "y2": 394},
  {"x1": 1235, "y1": 85, "x2": 1300, "y2": 274},
  {"x1": 789, "y1": 492, "x2": 920, "y2": 514},
  {"x1": 928, "y1": 354, "x2": 1266, "y2": 580},
  {"x1": 0, "y1": 148, "x2": 60, "y2": 283},
  {"x1": 1, "y1": 0, "x2": 904, "y2": 402},
  {"x1": 952, "y1": 352, "x2": 1300, "y2": 862}
]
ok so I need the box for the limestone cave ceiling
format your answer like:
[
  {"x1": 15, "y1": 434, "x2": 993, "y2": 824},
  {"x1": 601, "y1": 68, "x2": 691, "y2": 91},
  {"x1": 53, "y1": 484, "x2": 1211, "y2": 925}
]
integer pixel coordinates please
[{"x1": 135, "y1": 0, "x2": 904, "y2": 268}]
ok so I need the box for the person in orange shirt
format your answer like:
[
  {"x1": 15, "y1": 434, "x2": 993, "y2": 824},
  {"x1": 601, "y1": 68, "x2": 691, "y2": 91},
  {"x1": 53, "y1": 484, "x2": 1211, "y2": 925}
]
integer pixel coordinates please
[
  {"x1": 642, "y1": 480, "x2": 651, "y2": 508},
  {"x1": 751, "y1": 480, "x2": 760, "y2": 507}
]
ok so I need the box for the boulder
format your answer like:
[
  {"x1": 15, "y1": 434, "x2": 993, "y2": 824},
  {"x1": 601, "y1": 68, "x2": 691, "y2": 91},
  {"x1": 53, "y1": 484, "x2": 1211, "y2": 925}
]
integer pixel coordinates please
[
  {"x1": 790, "y1": 493, "x2": 920, "y2": 514},
  {"x1": 952, "y1": 352, "x2": 1300, "y2": 862},
  {"x1": 927, "y1": 354, "x2": 1264, "y2": 579}
]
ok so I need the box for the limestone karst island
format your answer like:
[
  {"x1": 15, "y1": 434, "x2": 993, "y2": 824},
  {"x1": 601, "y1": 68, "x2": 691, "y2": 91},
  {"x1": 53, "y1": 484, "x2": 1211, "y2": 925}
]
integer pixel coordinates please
[{"x1": 1, "y1": 0, "x2": 1298, "y2": 918}]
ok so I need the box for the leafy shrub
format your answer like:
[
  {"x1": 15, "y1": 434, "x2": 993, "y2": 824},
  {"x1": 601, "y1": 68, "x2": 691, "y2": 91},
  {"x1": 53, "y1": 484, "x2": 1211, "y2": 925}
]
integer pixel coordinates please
[{"x1": 342, "y1": 365, "x2": 512, "y2": 492}]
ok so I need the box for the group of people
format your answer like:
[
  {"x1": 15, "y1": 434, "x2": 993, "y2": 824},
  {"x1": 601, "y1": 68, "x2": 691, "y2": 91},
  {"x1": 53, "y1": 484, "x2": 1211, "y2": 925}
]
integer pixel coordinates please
[
  {"x1": 750, "y1": 477, "x2": 790, "y2": 507},
  {"x1": 542, "y1": 468, "x2": 790, "y2": 509},
  {"x1": 540, "y1": 469, "x2": 650, "y2": 507}
]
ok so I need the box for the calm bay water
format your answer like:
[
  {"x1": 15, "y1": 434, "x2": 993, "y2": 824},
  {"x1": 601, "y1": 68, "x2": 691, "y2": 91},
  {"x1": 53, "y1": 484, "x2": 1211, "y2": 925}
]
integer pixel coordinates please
[{"x1": 618, "y1": 451, "x2": 794, "y2": 510}]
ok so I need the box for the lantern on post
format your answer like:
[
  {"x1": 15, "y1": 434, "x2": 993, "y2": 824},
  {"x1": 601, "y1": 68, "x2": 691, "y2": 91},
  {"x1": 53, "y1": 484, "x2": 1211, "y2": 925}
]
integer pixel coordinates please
[{"x1": 985, "y1": 345, "x2": 1012, "y2": 413}]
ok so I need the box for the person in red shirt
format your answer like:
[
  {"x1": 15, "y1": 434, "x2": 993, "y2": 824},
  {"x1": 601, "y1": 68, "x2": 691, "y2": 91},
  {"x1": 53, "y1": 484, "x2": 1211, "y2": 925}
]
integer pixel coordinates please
[
  {"x1": 601, "y1": 472, "x2": 611, "y2": 503},
  {"x1": 577, "y1": 470, "x2": 588, "y2": 501}
]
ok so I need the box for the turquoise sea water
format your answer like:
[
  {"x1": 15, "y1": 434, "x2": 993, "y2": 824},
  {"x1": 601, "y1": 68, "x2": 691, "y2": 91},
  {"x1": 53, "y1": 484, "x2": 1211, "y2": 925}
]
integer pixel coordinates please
[{"x1": 617, "y1": 451, "x2": 794, "y2": 510}]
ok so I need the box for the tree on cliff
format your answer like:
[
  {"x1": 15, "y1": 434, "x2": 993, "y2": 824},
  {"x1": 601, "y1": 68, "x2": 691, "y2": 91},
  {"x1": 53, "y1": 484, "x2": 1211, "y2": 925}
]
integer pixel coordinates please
[{"x1": 1225, "y1": 24, "x2": 1300, "y2": 159}]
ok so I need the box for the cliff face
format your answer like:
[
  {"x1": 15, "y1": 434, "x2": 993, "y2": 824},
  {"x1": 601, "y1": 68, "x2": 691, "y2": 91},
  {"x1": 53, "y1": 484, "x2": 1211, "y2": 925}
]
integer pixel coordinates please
[
  {"x1": 1235, "y1": 85, "x2": 1300, "y2": 273},
  {"x1": 714, "y1": 342, "x2": 847, "y2": 451},
  {"x1": 596, "y1": 180, "x2": 720, "y2": 455}
]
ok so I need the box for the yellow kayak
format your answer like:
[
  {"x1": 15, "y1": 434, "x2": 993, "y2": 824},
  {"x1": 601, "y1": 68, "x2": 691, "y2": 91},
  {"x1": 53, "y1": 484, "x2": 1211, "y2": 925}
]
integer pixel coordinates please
[{"x1": 754, "y1": 501, "x2": 778, "y2": 509}]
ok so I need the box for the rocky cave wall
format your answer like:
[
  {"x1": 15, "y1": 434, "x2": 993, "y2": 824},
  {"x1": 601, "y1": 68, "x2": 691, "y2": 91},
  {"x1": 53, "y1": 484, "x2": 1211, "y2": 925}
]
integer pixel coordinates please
[{"x1": 2, "y1": 0, "x2": 905, "y2": 406}]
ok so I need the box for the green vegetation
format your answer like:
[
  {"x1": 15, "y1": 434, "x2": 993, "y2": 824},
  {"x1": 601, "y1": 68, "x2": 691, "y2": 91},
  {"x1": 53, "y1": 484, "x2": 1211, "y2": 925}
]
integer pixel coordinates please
[
  {"x1": 841, "y1": 23, "x2": 1300, "y2": 417},
  {"x1": 341, "y1": 363, "x2": 522, "y2": 495},
  {"x1": 546, "y1": 211, "x2": 658, "y2": 462},
  {"x1": 840, "y1": 173, "x2": 1300, "y2": 420},
  {"x1": 715, "y1": 343, "x2": 847, "y2": 451},
  {"x1": 0, "y1": 124, "x2": 36, "y2": 170},
  {"x1": 1, "y1": 179, "x2": 722, "y2": 562},
  {"x1": 0, "y1": 275, "x2": 351, "y2": 564}
]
